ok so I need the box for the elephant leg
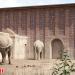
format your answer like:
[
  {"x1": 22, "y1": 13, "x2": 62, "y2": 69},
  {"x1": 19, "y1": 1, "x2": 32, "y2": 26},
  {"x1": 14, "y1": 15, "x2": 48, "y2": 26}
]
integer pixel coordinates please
[
  {"x1": 38, "y1": 52, "x2": 40, "y2": 60},
  {"x1": 41, "y1": 50, "x2": 43, "y2": 59},
  {"x1": 34, "y1": 50, "x2": 36, "y2": 59},
  {"x1": 1, "y1": 51, "x2": 6, "y2": 64},
  {"x1": 34, "y1": 47, "x2": 38, "y2": 60},
  {"x1": 40, "y1": 52, "x2": 42, "y2": 59},
  {"x1": 35, "y1": 50, "x2": 37, "y2": 60},
  {"x1": 8, "y1": 50, "x2": 11, "y2": 64}
]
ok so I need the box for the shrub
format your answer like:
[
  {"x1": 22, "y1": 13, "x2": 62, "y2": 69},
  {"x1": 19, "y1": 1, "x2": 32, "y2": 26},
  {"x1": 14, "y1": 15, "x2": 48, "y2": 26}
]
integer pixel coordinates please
[{"x1": 52, "y1": 51, "x2": 75, "y2": 75}]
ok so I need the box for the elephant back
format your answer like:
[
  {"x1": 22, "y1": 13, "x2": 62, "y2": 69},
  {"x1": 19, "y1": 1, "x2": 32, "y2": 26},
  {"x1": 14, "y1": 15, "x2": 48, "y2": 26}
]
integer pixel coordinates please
[
  {"x1": 0, "y1": 32, "x2": 13, "y2": 48},
  {"x1": 34, "y1": 40, "x2": 44, "y2": 48}
]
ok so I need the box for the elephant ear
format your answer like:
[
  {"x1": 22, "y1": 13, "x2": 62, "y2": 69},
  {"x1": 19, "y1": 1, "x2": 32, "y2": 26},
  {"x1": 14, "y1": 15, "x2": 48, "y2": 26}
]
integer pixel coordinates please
[{"x1": 0, "y1": 32, "x2": 13, "y2": 48}]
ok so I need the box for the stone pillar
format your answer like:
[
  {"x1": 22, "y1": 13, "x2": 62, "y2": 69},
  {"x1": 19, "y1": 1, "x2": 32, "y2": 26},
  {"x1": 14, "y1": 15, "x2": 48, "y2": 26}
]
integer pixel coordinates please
[
  {"x1": 45, "y1": 10, "x2": 52, "y2": 59},
  {"x1": 13, "y1": 35, "x2": 28, "y2": 59},
  {"x1": 65, "y1": 9, "x2": 74, "y2": 59}
]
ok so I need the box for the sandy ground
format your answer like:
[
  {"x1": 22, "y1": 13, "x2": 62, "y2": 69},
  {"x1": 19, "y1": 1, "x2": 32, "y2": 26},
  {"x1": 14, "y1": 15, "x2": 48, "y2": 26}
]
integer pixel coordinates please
[{"x1": 0, "y1": 59, "x2": 75, "y2": 75}]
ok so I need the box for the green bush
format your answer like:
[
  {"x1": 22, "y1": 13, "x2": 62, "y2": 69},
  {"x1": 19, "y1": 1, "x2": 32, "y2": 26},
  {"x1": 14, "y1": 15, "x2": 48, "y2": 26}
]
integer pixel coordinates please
[{"x1": 52, "y1": 52, "x2": 75, "y2": 75}]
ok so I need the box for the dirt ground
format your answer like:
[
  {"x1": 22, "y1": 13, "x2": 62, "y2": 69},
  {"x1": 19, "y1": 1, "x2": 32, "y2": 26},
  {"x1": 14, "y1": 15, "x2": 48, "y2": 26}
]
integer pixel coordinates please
[{"x1": 0, "y1": 59, "x2": 75, "y2": 75}]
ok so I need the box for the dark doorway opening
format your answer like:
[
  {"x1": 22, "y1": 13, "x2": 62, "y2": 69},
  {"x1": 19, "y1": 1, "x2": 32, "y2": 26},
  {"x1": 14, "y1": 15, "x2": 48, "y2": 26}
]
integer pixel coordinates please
[{"x1": 51, "y1": 39, "x2": 64, "y2": 59}]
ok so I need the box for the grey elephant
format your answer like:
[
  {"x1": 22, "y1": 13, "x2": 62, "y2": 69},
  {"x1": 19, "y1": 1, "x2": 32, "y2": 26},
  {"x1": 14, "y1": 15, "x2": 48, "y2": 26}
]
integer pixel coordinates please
[
  {"x1": 33, "y1": 40, "x2": 44, "y2": 60},
  {"x1": 0, "y1": 32, "x2": 13, "y2": 64}
]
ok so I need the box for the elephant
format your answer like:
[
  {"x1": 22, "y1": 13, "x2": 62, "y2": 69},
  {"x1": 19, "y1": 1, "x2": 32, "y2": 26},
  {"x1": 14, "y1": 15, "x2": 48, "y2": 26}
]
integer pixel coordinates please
[
  {"x1": 0, "y1": 32, "x2": 13, "y2": 64},
  {"x1": 2, "y1": 28, "x2": 28, "y2": 60},
  {"x1": 0, "y1": 28, "x2": 28, "y2": 63},
  {"x1": 33, "y1": 40, "x2": 44, "y2": 60}
]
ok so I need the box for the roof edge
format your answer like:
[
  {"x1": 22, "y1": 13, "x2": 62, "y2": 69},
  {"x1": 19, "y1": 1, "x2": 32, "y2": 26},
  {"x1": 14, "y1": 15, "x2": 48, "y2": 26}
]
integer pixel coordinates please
[{"x1": 0, "y1": 3, "x2": 75, "y2": 9}]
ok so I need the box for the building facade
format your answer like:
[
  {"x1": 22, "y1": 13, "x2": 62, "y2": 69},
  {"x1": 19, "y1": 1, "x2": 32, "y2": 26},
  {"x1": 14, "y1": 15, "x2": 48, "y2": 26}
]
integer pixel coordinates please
[{"x1": 0, "y1": 4, "x2": 75, "y2": 59}]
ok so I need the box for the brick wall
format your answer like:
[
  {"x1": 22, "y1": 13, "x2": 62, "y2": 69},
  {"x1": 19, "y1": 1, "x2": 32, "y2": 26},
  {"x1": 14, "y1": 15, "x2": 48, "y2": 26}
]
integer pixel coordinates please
[{"x1": 0, "y1": 4, "x2": 75, "y2": 59}]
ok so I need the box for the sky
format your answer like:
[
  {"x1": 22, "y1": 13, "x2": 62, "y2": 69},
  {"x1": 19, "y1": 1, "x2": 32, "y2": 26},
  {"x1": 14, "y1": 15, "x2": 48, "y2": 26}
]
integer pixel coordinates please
[{"x1": 0, "y1": 0, "x2": 75, "y2": 8}]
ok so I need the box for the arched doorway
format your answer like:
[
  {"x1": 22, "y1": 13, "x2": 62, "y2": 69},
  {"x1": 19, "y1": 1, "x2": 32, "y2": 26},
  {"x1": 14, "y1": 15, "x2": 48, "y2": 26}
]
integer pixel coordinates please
[{"x1": 51, "y1": 39, "x2": 64, "y2": 59}]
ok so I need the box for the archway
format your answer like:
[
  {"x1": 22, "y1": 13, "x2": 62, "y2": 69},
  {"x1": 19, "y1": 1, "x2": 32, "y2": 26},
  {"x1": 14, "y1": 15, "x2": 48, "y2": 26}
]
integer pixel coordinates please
[{"x1": 51, "y1": 39, "x2": 64, "y2": 59}]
